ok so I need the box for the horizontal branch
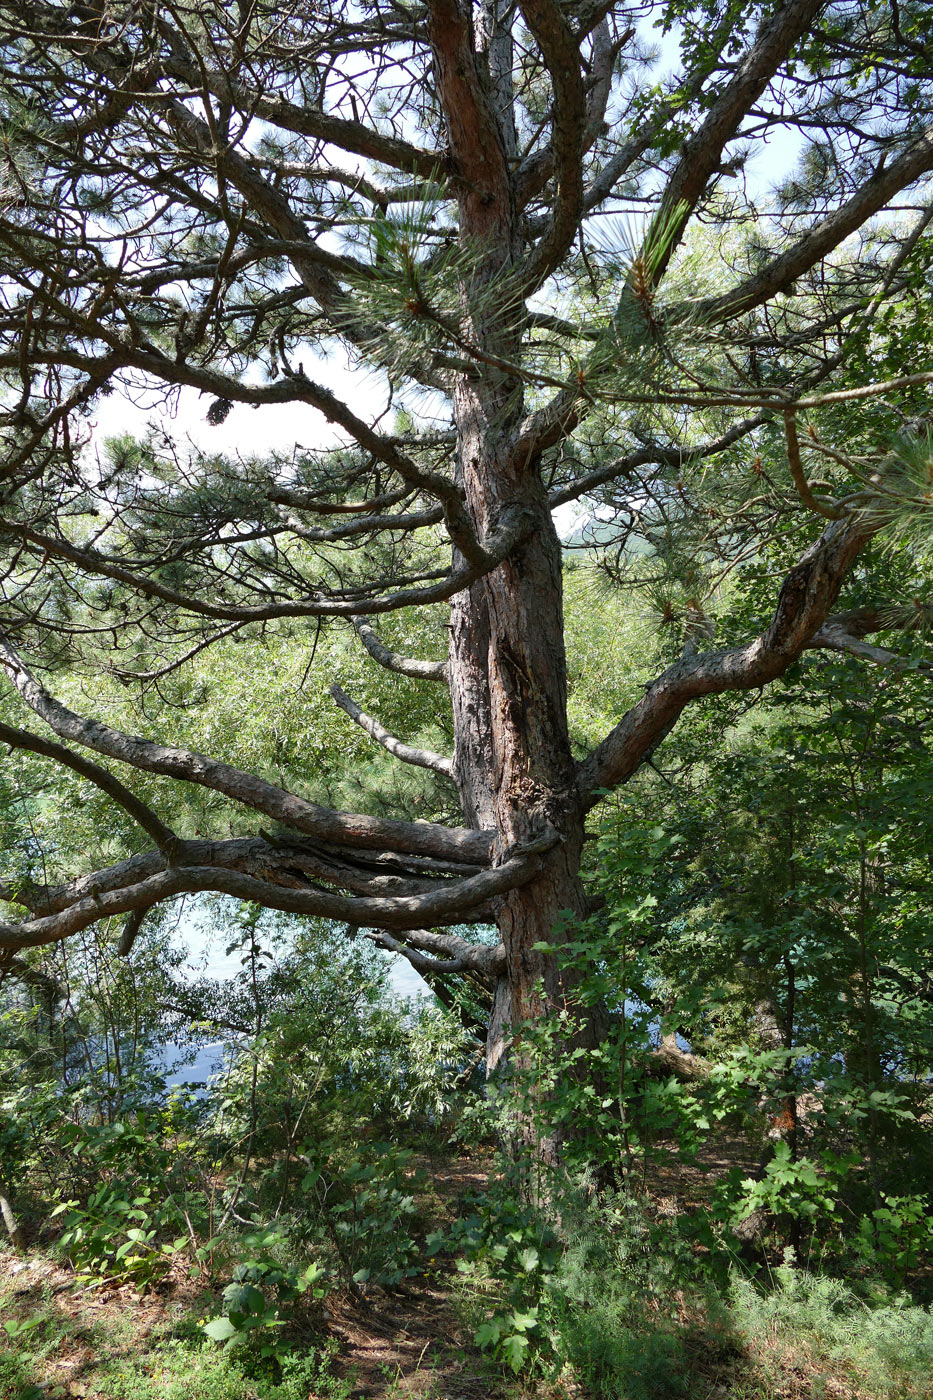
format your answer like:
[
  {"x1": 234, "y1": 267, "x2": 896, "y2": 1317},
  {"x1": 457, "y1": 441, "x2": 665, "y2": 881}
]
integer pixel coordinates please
[
  {"x1": 808, "y1": 604, "x2": 933, "y2": 674},
  {"x1": 158, "y1": 44, "x2": 447, "y2": 183},
  {"x1": 547, "y1": 412, "x2": 771, "y2": 509},
  {"x1": 0, "y1": 832, "x2": 558, "y2": 954},
  {"x1": 0, "y1": 831, "x2": 491, "y2": 932},
  {"x1": 0, "y1": 504, "x2": 533, "y2": 621},
  {"x1": 808, "y1": 627, "x2": 933, "y2": 673},
  {"x1": 0, "y1": 635, "x2": 491, "y2": 866}
]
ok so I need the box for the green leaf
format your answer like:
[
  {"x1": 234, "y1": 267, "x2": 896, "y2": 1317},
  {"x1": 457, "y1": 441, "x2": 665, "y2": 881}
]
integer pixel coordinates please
[
  {"x1": 203, "y1": 1317, "x2": 240, "y2": 1342},
  {"x1": 501, "y1": 1332, "x2": 530, "y2": 1372},
  {"x1": 474, "y1": 1319, "x2": 503, "y2": 1349}
]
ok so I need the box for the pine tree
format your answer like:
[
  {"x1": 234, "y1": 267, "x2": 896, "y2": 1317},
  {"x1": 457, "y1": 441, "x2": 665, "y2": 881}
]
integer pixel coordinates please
[{"x1": 0, "y1": 0, "x2": 932, "y2": 1154}]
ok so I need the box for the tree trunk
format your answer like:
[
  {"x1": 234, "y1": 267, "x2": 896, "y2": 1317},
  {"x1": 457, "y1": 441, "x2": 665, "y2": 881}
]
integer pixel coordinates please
[
  {"x1": 448, "y1": 399, "x2": 602, "y2": 1160},
  {"x1": 432, "y1": 1, "x2": 604, "y2": 1150},
  {"x1": 0, "y1": 1183, "x2": 25, "y2": 1251}
]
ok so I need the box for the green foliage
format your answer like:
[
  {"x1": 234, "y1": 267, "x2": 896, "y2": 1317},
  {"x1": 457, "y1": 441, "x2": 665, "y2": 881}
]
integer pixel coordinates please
[
  {"x1": 202, "y1": 1231, "x2": 326, "y2": 1359},
  {"x1": 97, "y1": 1343, "x2": 351, "y2": 1400},
  {"x1": 854, "y1": 1195, "x2": 933, "y2": 1287},
  {"x1": 730, "y1": 1258, "x2": 933, "y2": 1399},
  {"x1": 721, "y1": 1141, "x2": 850, "y2": 1232},
  {"x1": 439, "y1": 1183, "x2": 560, "y2": 1374},
  {"x1": 299, "y1": 1142, "x2": 424, "y2": 1291},
  {"x1": 52, "y1": 1182, "x2": 188, "y2": 1288},
  {"x1": 473, "y1": 1306, "x2": 541, "y2": 1374}
]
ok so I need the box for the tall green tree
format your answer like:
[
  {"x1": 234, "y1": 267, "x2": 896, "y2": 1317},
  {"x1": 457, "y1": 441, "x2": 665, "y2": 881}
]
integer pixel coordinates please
[{"x1": 0, "y1": 0, "x2": 931, "y2": 1147}]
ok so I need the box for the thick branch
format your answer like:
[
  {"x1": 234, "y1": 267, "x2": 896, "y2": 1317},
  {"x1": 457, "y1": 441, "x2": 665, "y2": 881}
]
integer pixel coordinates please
[
  {"x1": 0, "y1": 832, "x2": 558, "y2": 954},
  {"x1": 513, "y1": 17, "x2": 618, "y2": 215},
  {"x1": 0, "y1": 636, "x2": 491, "y2": 865},
  {"x1": 652, "y1": 0, "x2": 825, "y2": 283},
  {"x1": 0, "y1": 719, "x2": 181, "y2": 858},
  {"x1": 426, "y1": 0, "x2": 512, "y2": 238},
  {"x1": 116, "y1": 906, "x2": 151, "y2": 958},
  {"x1": 0, "y1": 834, "x2": 490, "y2": 931},
  {"x1": 578, "y1": 512, "x2": 876, "y2": 803},
  {"x1": 700, "y1": 124, "x2": 933, "y2": 323},
  {"x1": 352, "y1": 618, "x2": 448, "y2": 682},
  {"x1": 364, "y1": 925, "x2": 505, "y2": 977},
  {"x1": 518, "y1": 0, "x2": 588, "y2": 286},
  {"x1": 158, "y1": 50, "x2": 446, "y2": 183}
]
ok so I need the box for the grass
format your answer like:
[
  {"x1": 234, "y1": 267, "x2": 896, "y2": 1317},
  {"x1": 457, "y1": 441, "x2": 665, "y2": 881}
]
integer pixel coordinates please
[
  {"x1": 728, "y1": 1262, "x2": 933, "y2": 1400},
  {"x1": 94, "y1": 1341, "x2": 351, "y2": 1400},
  {"x1": 4, "y1": 1199, "x2": 932, "y2": 1400}
]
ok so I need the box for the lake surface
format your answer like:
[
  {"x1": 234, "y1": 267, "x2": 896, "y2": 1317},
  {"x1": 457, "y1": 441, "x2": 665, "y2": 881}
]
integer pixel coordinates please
[{"x1": 161, "y1": 1038, "x2": 228, "y2": 1089}]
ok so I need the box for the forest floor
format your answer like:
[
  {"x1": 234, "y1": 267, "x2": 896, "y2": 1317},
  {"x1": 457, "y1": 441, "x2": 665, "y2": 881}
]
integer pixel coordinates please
[{"x1": 0, "y1": 1139, "x2": 908, "y2": 1400}]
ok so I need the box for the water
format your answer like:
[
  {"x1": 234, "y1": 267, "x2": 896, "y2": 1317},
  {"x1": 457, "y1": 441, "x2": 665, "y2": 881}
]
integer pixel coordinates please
[{"x1": 161, "y1": 1038, "x2": 227, "y2": 1090}]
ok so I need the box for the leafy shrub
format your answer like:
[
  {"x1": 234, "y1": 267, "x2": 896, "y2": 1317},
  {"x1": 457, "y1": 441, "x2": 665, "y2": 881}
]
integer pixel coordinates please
[
  {"x1": 299, "y1": 1141, "x2": 424, "y2": 1290},
  {"x1": 203, "y1": 1229, "x2": 326, "y2": 1359},
  {"x1": 435, "y1": 1179, "x2": 561, "y2": 1375},
  {"x1": 854, "y1": 1193, "x2": 933, "y2": 1285},
  {"x1": 52, "y1": 1182, "x2": 188, "y2": 1287}
]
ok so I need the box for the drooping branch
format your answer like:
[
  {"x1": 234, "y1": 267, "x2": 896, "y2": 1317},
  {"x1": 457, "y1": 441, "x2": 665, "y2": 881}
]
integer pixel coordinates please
[
  {"x1": 0, "y1": 635, "x2": 491, "y2": 865},
  {"x1": 351, "y1": 618, "x2": 448, "y2": 683},
  {"x1": 116, "y1": 905, "x2": 151, "y2": 958},
  {"x1": 783, "y1": 409, "x2": 843, "y2": 520},
  {"x1": 330, "y1": 684, "x2": 454, "y2": 778},
  {"x1": 363, "y1": 925, "x2": 505, "y2": 977},
  {"x1": 0, "y1": 719, "x2": 181, "y2": 858}
]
